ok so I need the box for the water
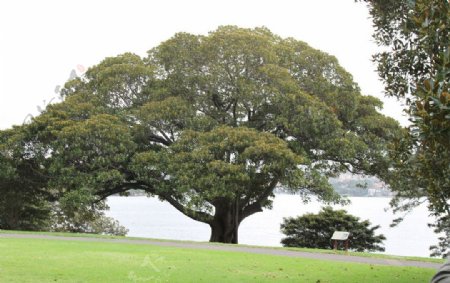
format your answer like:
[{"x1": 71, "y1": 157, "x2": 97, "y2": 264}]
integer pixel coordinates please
[{"x1": 105, "y1": 195, "x2": 439, "y2": 257}]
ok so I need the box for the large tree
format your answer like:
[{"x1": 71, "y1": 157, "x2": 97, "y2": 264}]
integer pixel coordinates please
[
  {"x1": 22, "y1": 26, "x2": 401, "y2": 243},
  {"x1": 362, "y1": 0, "x2": 450, "y2": 256}
]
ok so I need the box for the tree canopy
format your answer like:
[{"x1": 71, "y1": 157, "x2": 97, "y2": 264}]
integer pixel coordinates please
[{"x1": 1, "y1": 26, "x2": 402, "y2": 243}]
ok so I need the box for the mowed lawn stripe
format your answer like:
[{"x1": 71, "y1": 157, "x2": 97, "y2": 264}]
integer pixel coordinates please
[
  {"x1": 0, "y1": 237, "x2": 437, "y2": 283},
  {"x1": 0, "y1": 232, "x2": 442, "y2": 268}
]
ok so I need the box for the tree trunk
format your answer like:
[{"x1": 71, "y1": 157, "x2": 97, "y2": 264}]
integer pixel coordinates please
[
  {"x1": 209, "y1": 199, "x2": 241, "y2": 244},
  {"x1": 209, "y1": 218, "x2": 240, "y2": 243},
  {"x1": 209, "y1": 219, "x2": 240, "y2": 243}
]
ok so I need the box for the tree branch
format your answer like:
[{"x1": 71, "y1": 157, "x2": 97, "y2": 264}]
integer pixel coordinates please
[
  {"x1": 96, "y1": 181, "x2": 152, "y2": 202},
  {"x1": 148, "y1": 134, "x2": 172, "y2": 146},
  {"x1": 96, "y1": 179, "x2": 213, "y2": 224},
  {"x1": 161, "y1": 193, "x2": 214, "y2": 224},
  {"x1": 158, "y1": 130, "x2": 173, "y2": 144},
  {"x1": 240, "y1": 178, "x2": 279, "y2": 221}
]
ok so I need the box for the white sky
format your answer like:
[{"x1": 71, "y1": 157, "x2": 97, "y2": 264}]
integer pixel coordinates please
[{"x1": 0, "y1": 0, "x2": 408, "y2": 130}]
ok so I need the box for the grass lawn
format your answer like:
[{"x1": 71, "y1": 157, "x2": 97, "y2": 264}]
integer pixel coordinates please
[
  {"x1": 0, "y1": 236, "x2": 437, "y2": 283},
  {"x1": 1, "y1": 230, "x2": 444, "y2": 264}
]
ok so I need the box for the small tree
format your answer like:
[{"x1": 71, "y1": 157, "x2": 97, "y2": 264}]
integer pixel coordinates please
[
  {"x1": 50, "y1": 188, "x2": 128, "y2": 236},
  {"x1": 361, "y1": 0, "x2": 450, "y2": 256},
  {"x1": 280, "y1": 207, "x2": 385, "y2": 252},
  {"x1": 0, "y1": 126, "x2": 127, "y2": 236}
]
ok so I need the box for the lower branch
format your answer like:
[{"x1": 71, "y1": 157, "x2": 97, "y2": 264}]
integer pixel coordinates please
[
  {"x1": 161, "y1": 194, "x2": 214, "y2": 224},
  {"x1": 95, "y1": 181, "x2": 151, "y2": 202},
  {"x1": 240, "y1": 178, "x2": 279, "y2": 221}
]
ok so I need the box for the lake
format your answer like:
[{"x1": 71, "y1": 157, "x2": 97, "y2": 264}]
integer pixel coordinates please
[{"x1": 105, "y1": 195, "x2": 439, "y2": 257}]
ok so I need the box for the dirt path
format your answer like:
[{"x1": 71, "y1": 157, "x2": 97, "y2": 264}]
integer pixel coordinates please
[{"x1": 1, "y1": 233, "x2": 441, "y2": 269}]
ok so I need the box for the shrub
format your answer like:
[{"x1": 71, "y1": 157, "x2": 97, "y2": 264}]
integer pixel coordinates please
[{"x1": 280, "y1": 206, "x2": 385, "y2": 252}]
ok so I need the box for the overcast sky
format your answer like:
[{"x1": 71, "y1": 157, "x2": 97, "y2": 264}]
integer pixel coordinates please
[{"x1": 0, "y1": 0, "x2": 408, "y2": 130}]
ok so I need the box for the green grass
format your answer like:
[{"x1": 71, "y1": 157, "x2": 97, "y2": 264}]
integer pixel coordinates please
[
  {"x1": 0, "y1": 236, "x2": 437, "y2": 282},
  {"x1": 0, "y1": 229, "x2": 443, "y2": 263},
  {"x1": 281, "y1": 246, "x2": 444, "y2": 264},
  {"x1": 0, "y1": 229, "x2": 194, "y2": 241}
]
